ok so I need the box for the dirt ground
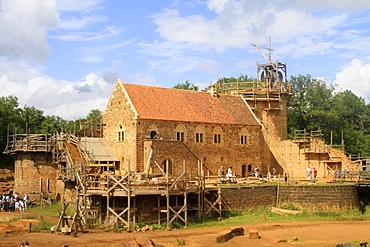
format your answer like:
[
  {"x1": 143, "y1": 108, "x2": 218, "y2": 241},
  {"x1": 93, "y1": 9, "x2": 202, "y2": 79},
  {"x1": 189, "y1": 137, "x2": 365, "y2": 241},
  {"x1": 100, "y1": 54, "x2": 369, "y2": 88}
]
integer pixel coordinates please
[{"x1": 1, "y1": 212, "x2": 370, "y2": 247}]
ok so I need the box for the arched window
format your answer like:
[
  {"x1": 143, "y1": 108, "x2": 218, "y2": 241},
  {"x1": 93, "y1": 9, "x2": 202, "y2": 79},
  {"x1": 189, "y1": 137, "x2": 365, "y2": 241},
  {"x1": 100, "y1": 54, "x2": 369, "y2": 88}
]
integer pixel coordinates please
[
  {"x1": 117, "y1": 124, "x2": 124, "y2": 142},
  {"x1": 240, "y1": 128, "x2": 251, "y2": 145},
  {"x1": 213, "y1": 126, "x2": 223, "y2": 144},
  {"x1": 150, "y1": 131, "x2": 157, "y2": 139},
  {"x1": 175, "y1": 124, "x2": 186, "y2": 142},
  {"x1": 195, "y1": 125, "x2": 205, "y2": 143}
]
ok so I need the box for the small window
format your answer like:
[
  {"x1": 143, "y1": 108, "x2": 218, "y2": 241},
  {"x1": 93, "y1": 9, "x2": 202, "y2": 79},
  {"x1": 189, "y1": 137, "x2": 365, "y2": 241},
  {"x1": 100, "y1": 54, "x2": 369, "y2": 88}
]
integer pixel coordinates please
[
  {"x1": 118, "y1": 125, "x2": 124, "y2": 142},
  {"x1": 196, "y1": 133, "x2": 203, "y2": 143},
  {"x1": 195, "y1": 125, "x2": 205, "y2": 144},
  {"x1": 214, "y1": 133, "x2": 221, "y2": 143},
  {"x1": 240, "y1": 128, "x2": 250, "y2": 145},
  {"x1": 175, "y1": 124, "x2": 186, "y2": 142},
  {"x1": 150, "y1": 131, "x2": 157, "y2": 139},
  {"x1": 177, "y1": 132, "x2": 184, "y2": 141},
  {"x1": 240, "y1": 135, "x2": 247, "y2": 144}
]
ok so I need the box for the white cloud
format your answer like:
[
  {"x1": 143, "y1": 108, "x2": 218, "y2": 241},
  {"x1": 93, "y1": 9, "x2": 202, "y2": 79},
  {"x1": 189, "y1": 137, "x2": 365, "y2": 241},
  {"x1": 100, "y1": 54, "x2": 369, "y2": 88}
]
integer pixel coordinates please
[
  {"x1": 1, "y1": 0, "x2": 370, "y2": 121},
  {"x1": 206, "y1": 0, "x2": 230, "y2": 14},
  {"x1": 0, "y1": 58, "x2": 113, "y2": 119},
  {"x1": 0, "y1": 0, "x2": 59, "y2": 61},
  {"x1": 198, "y1": 60, "x2": 219, "y2": 75},
  {"x1": 289, "y1": 0, "x2": 370, "y2": 10},
  {"x1": 151, "y1": 0, "x2": 341, "y2": 54},
  {"x1": 133, "y1": 73, "x2": 157, "y2": 86},
  {"x1": 145, "y1": 0, "x2": 370, "y2": 84},
  {"x1": 334, "y1": 58, "x2": 370, "y2": 102}
]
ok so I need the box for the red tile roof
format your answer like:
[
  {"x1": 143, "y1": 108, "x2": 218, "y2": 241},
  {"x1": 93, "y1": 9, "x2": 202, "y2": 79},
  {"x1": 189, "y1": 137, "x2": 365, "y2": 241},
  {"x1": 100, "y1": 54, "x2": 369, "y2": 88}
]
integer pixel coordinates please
[{"x1": 122, "y1": 83, "x2": 260, "y2": 126}]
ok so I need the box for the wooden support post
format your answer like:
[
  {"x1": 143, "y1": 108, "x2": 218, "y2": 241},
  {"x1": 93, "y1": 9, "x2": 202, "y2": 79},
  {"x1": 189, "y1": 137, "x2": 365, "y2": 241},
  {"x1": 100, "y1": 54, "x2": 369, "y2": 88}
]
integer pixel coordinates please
[
  {"x1": 218, "y1": 184, "x2": 222, "y2": 220},
  {"x1": 133, "y1": 196, "x2": 136, "y2": 229},
  {"x1": 166, "y1": 159, "x2": 170, "y2": 230},
  {"x1": 183, "y1": 160, "x2": 187, "y2": 228},
  {"x1": 105, "y1": 167, "x2": 109, "y2": 230},
  {"x1": 127, "y1": 161, "x2": 131, "y2": 231},
  {"x1": 197, "y1": 161, "x2": 201, "y2": 222},
  {"x1": 157, "y1": 196, "x2": 161, "y2": 226}
]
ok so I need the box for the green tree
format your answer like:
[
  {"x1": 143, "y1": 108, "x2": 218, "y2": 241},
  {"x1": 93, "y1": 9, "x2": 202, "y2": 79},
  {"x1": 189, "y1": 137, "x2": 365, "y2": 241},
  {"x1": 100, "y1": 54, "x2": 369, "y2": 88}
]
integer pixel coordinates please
[
  {"x1": 287, "y1": 75, "x2": 338, "y2": 142},
  {"x1": 173, "y1": 80, "x2": 199, "y2": 91},
  {"x1": 19, "y1": 105, "x2": 45, "y2": 133},
  {"x1": 0, "y1": 96, "x2": 22, "y2": 166},
  {"x1": 287, "y1": 74, "x2": 313, "y2": 136},
  {"x1": 331, "y1": 91, "x2": 369, "y2": 155},
  {"x1": 332, "y1": 90, "x2": 367, "y2": 131},
  {"x1": 86, "y1": 109, "x2": 102, "y2": 124},
  {"x1": 40, "y1": 115, "x2": 68, "y2": 134},
  {"x1": 287, "y1": 74, "x2": 370, "y2": 156}
]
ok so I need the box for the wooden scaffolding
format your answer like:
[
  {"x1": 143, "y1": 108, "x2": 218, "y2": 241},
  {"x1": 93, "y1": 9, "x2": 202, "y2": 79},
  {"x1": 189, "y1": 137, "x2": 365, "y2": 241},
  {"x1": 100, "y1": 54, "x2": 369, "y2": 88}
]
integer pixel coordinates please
[{"x1": 56, "y1": 135, "x2": 222, "y2": 231}]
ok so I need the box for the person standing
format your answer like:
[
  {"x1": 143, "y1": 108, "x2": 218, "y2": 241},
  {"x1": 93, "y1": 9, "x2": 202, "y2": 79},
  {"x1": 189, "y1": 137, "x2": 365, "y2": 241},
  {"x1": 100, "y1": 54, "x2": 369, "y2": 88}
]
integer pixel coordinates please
[
  {"x1": 344, "y1": 166, "x2": 350, "y2": 181},
  {"x1": 226, "y1": 167, "x2": 233, "y2": 181},
  {"x1": 23, "y1": 194, "x2": 29, "y2": 210},
  {"x1": 218, "y1": 166, "x2": 224, "y2": 182},
  {"x1": 272, "y1": 168, "x2": 277, "y2": 179},
  {"x1": 306, "y1": 167, "x2": 312, "y2": 181},
  {"x1": 313, "y1": 168, "x2": 317, "y2": 180}
]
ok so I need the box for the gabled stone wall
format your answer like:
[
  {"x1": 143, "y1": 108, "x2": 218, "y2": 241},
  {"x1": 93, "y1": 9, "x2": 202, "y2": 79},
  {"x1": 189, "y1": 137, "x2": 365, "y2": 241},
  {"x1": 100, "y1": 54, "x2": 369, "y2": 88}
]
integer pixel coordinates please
[{"x1": 103, "y1": 82, "x2": 138, "y2": 172}]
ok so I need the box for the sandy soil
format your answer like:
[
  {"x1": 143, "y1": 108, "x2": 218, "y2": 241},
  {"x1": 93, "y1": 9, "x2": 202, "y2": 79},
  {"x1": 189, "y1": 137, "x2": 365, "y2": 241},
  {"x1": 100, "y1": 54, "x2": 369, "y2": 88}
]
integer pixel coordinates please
[{"x1": 1, "y1": 211, "x2": 370, "y2": 247}]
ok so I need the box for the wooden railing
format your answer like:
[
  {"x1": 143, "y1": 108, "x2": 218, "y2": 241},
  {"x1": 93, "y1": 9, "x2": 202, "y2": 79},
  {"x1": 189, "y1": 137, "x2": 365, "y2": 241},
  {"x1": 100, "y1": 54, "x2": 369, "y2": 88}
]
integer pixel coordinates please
[{"x1": 5, "y1": 133, "x2": 54, "y2": 153}]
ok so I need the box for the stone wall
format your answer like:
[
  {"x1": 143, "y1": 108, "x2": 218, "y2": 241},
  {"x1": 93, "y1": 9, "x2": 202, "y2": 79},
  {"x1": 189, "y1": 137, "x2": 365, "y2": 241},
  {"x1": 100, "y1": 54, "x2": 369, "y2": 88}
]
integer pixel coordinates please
[
  {"x1": 13, "y1": 152, "x2": 58, "y2": 198},
  {"x1": 278, "y1": 185, "x2": 360, "y2": 210},
  {"x1": 221, "y1": 185, "x2": 360, "y2": 211},
  {"x1": 246, "y1": 95, "x2": 289, "y2": 141},
  {"x1": 221, "y1": 186, "x2": 277, "y2": 210},
  {"x1": 138, "y1": 120, "x2": 272, "y2": 176},
  {"x1": 143, "y1": 139, "x2": 200, "y2": 175},
  {"x1": 103, "y1": 82, "x2": 138, "y2": 172}
]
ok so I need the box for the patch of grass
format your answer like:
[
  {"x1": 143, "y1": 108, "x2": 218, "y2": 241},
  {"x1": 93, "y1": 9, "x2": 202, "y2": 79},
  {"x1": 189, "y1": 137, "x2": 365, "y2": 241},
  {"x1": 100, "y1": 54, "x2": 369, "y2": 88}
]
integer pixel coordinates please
[
  {"x1": 30, "y1": 215, "x2": 53, "y2": 232},
  {"x1": 176, "y1": 238, "x2": 186, "y2": 246},
  {"x1": 170, "y1": 220, "x2": 185, "y2": 229},
  {"x1": 186, "y1": 206, "x2": 370, "y2": 229},
  {"x1": 28, "y1": 201, "x2": 69, "y2": 217}
]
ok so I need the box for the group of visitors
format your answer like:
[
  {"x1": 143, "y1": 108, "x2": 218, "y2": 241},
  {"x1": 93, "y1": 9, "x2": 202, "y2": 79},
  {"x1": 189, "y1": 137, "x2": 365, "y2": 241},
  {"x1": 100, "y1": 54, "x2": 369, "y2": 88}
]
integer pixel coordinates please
[
  {"x1": 218, "y1": 166, "x2": 236, "y2": 182},
  {"x1": 336, "y1": 166, "x2": 350, "y2": 181},
  {"x1": 0, "y1": 191, "x2": 29, "y2": 212}
]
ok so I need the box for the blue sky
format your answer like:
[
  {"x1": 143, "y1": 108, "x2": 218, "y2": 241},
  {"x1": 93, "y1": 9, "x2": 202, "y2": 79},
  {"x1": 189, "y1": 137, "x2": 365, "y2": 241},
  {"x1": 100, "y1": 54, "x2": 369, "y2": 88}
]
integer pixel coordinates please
[{"x1": 1, "y1": 0, "x2": 370, "y2": 120}]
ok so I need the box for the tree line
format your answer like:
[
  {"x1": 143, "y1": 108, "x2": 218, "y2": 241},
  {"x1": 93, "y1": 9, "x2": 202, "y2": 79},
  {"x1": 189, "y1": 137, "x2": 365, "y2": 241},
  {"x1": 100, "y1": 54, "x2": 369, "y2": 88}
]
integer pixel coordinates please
[
  {"x1": 288, "y1": 74, "x2": 370, "y2": 157},
  {"x1": 0, "y1": 95, "x2": 102, "y2": 166},
  {"x1": 0, "y1": 74, "x2": 369, "y2": 166}
]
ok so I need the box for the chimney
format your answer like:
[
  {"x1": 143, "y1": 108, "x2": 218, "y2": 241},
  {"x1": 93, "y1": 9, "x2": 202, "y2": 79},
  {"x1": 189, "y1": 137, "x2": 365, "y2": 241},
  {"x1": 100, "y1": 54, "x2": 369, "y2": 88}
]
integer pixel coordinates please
[{"x1": 208, "y1": 85, "x2": 218, "y2": 98}]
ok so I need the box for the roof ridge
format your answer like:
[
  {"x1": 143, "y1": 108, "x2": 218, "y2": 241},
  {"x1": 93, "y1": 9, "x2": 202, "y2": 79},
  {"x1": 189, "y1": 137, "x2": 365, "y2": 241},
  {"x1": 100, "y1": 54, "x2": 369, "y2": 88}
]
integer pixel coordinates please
[{"x1": 122, "y1": 82, "x2": 237, "y2": 96}]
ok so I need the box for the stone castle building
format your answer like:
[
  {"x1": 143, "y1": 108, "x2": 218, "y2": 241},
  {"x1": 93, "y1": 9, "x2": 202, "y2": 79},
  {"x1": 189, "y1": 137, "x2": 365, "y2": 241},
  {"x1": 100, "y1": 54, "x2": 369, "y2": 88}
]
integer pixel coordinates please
[
  {"x1": 6, "y1": 77, "x2": 357, "y2": 201},
  {"x1": 5, "y1": 69, "x2": 366, "y2": 230},
  {"x1": 102, "y1": 81, "x2": 277, "y2": 178}
]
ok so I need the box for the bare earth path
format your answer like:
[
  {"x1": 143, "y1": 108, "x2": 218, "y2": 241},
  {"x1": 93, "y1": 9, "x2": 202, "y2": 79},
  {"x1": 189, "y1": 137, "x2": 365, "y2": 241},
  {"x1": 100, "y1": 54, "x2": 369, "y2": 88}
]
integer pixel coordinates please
[{"x1": 1, "y1": 212, "x2": 370, "y2": 247}]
